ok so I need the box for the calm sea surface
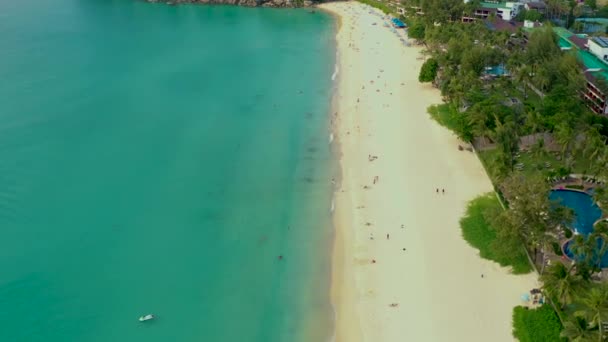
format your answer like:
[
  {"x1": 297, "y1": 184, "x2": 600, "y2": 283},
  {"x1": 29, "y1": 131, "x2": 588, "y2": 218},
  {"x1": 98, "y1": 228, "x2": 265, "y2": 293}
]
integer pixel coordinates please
[{"x1": 0, "y1": 1, "x2": 336, "y2": 341}]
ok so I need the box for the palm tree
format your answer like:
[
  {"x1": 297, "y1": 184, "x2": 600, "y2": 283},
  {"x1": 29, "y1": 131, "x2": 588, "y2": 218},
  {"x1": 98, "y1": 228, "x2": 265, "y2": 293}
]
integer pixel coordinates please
[
  {"x1": 525, "y1": 109, "x2": 544, "y2": 135},
  {"x1": 468, "y1": 105, "x2": 491, "y2": 138},
  {"x1": 492, "y1": 117, "x2": 519, "y2": 172},
  {"x1": 593, "y1": 186, "x2": 608, "y2": 208},
  {"x1": 561, "y1": 315, "x2": 600, "y2": 342},
  {"x1": 576, "y1": 284, "x2": 608, "y2": 341},
  {"x1": 530, "y1": 138, "x2": 546, "y2": 159},
  {"x1": 555, "y1": 122, "x2": 576, "y2": 160},
  {"x1": 515, "y1": 65, "x2": 532, "y2": 98},
  {"x1": 582, "y1": 128, "x2": 606, "y2": 161},
  {"x1": 541, "y1": 262, "x2": 584, "y2": 308},
  {"x1": 571, "y1": 234, "x2": 595, "y2": 267},
  {"x1": 535, "y1": 66, "x2": 553, "y2": 92},
  {"x1": 594, "y1": 151, "x2": 608, "y2": 182},
  {"x1": 591, "y1": 221, "x2": 608, "y2": 269}
]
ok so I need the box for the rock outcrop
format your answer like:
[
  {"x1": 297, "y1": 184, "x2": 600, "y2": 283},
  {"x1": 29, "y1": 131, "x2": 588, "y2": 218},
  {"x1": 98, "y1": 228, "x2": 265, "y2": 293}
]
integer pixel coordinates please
[{"x1": 146, "y1": 0, "x2": 319, "y2": 8}]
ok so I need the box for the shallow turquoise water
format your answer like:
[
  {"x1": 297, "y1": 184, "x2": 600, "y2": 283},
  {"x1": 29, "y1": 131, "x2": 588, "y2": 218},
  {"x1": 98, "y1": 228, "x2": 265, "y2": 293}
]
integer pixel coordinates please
[{"x1": 0, "y1": 2, "x2": 336, "y2": 341}]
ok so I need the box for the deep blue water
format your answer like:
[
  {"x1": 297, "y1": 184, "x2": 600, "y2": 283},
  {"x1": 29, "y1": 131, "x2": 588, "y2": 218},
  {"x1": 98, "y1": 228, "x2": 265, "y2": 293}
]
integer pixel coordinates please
[
  {"x1": 550, "y1": 190, "x2": 608, "y2": 268},
  {"x1": 550, "y1": 190, "x2": 602, "y2": 235},
  {"x1": 0, "y1": 1, "x2": 336, "y2": 341}
]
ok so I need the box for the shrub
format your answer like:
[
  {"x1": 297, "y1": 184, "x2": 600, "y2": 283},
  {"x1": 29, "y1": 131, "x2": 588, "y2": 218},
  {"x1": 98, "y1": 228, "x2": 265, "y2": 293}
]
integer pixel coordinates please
[
  {"x1": 419, "y1": 58, "x2": 438, "y2": 82},
  {"x1": 552, "y1": 242, "x2": 563, "y2": 256},
  {"x1": 460, "y1": 193, "x2": 532, "y2": 274},
  {"x1": 556, "y1": 167, "x2": 570, "y2": 177},
  {"x1": 512, "y1": 305, "x2": 564, "y2": 342},
  {"x1": 427, "y1": 104, "x2": 473, "y2": 142},
  {"x1": 565, "y1": 184, "x2": 584, "y2": 190},
  {"x1": 564, "y1": 229, "x2": 573, "y2": 239},
  {"x1": 408, "y1": 20, "x2": 426, "y2": 40}
]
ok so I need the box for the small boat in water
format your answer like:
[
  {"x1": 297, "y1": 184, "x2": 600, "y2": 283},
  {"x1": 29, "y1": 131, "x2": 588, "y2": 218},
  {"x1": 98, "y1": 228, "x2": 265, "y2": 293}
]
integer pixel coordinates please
[{"x1": 139, "y1": 314, "x2": 154, "y2": 322}]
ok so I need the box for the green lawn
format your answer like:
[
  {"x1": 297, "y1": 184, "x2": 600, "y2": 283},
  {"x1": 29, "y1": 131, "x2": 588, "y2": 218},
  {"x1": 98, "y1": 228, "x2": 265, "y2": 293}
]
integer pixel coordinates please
[
  {"x1": 460, "y1": 193, "x2": 532, "y2": 274},
  {"x1": 512, "y1": 305, "x2": 565, "y2": 342}
]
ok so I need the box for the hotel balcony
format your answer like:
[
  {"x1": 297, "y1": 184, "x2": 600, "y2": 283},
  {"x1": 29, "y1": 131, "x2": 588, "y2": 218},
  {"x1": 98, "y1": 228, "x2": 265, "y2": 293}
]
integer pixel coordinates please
[
  {"x1": 587, "y1": 81, "x2": 606, "y2": 98},
  {"x1": 583, "y1": 96, "x2": 606, "y2": 115}
]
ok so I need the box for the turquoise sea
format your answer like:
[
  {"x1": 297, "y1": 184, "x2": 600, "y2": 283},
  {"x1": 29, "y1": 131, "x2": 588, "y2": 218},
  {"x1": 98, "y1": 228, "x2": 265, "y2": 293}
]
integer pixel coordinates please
[{"x1": 0, "y1": 1, "x2": 336, "y2": 341}]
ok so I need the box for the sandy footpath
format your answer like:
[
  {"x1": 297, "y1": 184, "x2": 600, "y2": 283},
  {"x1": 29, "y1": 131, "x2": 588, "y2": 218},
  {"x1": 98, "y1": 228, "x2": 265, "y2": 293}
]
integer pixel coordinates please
[{"x1": 320, "y1": 2, "x2": 538, "y2": 341}]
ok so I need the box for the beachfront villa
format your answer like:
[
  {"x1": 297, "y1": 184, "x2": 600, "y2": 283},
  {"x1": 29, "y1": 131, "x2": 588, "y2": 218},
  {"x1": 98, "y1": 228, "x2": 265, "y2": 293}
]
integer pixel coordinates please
[{"x1": 553, "y1": 27, "x2": 608, "y2": 115}]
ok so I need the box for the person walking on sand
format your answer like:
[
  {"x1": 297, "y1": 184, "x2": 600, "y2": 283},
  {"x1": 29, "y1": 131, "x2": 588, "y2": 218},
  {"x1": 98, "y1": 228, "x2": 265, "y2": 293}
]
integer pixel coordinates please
[
  {"x1": 386, "y1": 233, "x2": 390, "y2": 240},
  {"x1": 436, "y1": 188, "x2": 439, "y2": 193},
  {"x1": 442, "y1": 188, "x2": 445, "y2": 194}
]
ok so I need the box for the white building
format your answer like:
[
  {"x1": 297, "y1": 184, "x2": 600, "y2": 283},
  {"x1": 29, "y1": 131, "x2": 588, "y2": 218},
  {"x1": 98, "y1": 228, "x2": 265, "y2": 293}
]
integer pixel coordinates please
[
  {"x1": 589, "y1": 36, "x2": 608, "y2": 63},
  {"x1": 497, "y1": 2, "x2": 524, "y2": 21},
  {"x1": 468, "y1": 1, "x2": 524, "y2": 21}
]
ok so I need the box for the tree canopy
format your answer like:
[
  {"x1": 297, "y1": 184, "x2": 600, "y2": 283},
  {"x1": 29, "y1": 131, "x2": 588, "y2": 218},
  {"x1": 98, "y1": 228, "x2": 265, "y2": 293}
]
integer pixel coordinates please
[{"x1": 418, "y1": 58, "x2": 438, "y2": 82}]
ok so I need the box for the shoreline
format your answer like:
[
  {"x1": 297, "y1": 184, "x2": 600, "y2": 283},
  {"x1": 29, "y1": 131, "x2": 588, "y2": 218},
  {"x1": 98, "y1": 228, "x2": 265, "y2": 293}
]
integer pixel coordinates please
[{"x1": 321, "y1": 2, "x2": 538, "y2": 341}]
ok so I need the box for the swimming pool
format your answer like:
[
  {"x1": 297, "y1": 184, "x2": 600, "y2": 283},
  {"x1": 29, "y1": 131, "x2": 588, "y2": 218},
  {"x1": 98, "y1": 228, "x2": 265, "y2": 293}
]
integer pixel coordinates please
[
  {"x1": 550, "y1": 190, "x2": 608, "y2": 268},
  {"x1": 484, "y1": 64, "x2": 508, "y2": 77}
]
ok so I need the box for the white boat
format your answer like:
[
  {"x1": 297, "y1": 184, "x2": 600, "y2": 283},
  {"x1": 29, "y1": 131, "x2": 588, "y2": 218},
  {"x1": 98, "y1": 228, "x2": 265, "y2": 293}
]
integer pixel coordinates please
[{"x1": 139, "y1": 314, "x2": 154, "y2": 322}]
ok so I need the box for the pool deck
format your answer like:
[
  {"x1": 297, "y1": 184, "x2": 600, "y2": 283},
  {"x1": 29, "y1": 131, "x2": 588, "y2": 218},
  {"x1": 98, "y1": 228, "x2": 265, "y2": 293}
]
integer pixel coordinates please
[{"x1": 550, "y1": 179, "x2": 598, "y2": 193}]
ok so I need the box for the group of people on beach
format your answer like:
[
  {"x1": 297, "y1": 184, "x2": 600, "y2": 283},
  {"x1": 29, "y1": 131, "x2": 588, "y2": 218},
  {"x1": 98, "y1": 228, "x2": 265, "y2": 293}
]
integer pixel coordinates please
[{"x1": 436, "y1": 188, "x2": 445, "y2": 194}]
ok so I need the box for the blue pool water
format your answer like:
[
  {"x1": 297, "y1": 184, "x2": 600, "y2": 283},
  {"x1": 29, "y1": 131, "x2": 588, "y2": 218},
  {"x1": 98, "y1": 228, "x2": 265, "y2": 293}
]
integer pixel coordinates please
[
  {"x1": 485, "y1": 64, "x2": 508, "y2": 76},
  {"x1": 550, "y1": 190, "x2": 608, "y2": 268}
]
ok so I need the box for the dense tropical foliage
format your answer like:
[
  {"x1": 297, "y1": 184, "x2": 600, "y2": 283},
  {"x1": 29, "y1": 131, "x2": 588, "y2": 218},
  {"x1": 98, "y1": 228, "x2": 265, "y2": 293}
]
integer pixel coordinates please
[
  {"x1": 513, "y1": 305, "x2": 565, "y2": 342},
  {"x1": 396, "y1": 0, "x2": 608, "y2": 340},
  {"x1": 460, "y1": 193, "x2": 531, "y2": 273}
]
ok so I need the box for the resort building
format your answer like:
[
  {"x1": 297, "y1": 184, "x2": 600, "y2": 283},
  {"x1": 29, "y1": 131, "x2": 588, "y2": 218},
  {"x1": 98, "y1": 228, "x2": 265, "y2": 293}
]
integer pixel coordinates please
[
  {"x1": 554, "y1": 28, "x2": 608, "y2": 115},
  {"x1": 574, "y1": 18, "x2": 608, "y2": 34},
  {"x1": 589, "y1": 36, "x2": 608, "y2": 62},
  {"x1": 524, "y1": 1, "x2": 547, "y2": 15},
  {"x1": 468, "y1": 2, "x2": 524, "y2": 21},
  {"x1": 409, "y1": 5, "x2": 424, "y2": 15}
]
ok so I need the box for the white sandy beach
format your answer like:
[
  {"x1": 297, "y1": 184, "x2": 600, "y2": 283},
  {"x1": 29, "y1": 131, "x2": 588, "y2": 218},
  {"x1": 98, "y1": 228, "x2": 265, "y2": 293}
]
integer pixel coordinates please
[{"x1": 321, "y1": 2, "x2": 539, "y2": 341}]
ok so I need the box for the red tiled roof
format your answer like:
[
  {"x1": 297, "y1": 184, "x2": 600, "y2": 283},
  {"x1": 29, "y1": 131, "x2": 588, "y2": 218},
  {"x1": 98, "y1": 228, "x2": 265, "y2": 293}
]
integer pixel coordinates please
[
  {"x1": 485, "y1": 19, "x2": 522, "y2": 32},
  {"x1": 569, "y1": 35, "x2": 588, "y2": 50}
]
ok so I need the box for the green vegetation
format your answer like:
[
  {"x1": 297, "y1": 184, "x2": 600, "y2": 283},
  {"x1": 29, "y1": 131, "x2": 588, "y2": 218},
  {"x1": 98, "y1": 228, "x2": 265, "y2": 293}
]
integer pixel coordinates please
[
  {"x1": 565, "y1": 184, "x2": 585, "y2": 190},
  {"x1": 427, "y1": 104, "x2": 472, "y2": 141},
  {"x1": 512, "y1": 305, "x2": 565, "y2": 342},
  {"x1": 478, "y1": 148, "x2": 595, "y2": 185},
  {"x1": 515, "y1": 9, "x2": 543, "y2": 22},
  {"x1": 355, "y1": 0, "x2": 393, "y2": 14},
  {"x1": 418, "y1": 58, "x2": 438, "y2": 83},
  {"x1": 407, "y1": 18, "x2": 425, "y2": 40},
  {"x1": 460, "y1": 193, "x2": 532, "y2": 274},
  {"x1": 402, "y1": 0, "x2": 608, "y2": 339}
]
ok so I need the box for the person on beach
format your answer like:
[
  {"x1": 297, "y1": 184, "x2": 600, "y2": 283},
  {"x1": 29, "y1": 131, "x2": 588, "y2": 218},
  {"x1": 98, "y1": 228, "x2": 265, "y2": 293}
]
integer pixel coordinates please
[
  {"x1": 436, "y1": 188, "x2": 439, "y2": 193},
  {"x1": 442, "y1": 188, "x2": 445, "y2": 194},
  {"x1": 387, "y1": 233, "x2": 390, "y2": 240}
]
